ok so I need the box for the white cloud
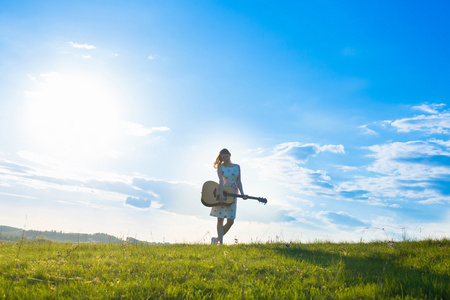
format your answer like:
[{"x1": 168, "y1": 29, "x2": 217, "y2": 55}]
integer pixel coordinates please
[
  {"x1": 318, "y1": 211, "x2": 369, "y2": 228},
  {"x1": 246, "y1": 105, "x2": 450, "y2": 214},
  {"x1": 336, "y1": 165, "x2": 360, "y2": 172},
  {"x1": 68, "y1": 42, "x2": 96, "y2": 50},
  {"x1": 125, "y1": 197, "x2": 151, "y2": 209},
  {"x1": 388, "y1": 102, "x2": 449, "y2": 135},
  {"x1": 1, "y1": 153, "x2": 195, "y2": 214},
  {"x1": 341, "y1": 104, "x2": 450, "y2": 204},
  {"x1": 359, "y1": 124, "x2": 378, "y2": 135},
  {"x1": 148, "y1": 54, "x2": 158, "y2": 60},
  {"x1": 334, "y1": 139, "x2": 450, "y2": 204},
  {"x1": 122, "y1": 122, "x2": 170, "y2": 136},
  {"x1": 39, "y1": 71, "x2": 61, "y2": 80},
  {"x1": 0, "y1": 191, "x2": 37, "y2": 199},
  {"x1": 391, "y1": 113, "x2": 450, "y2": 134},
  {"x1": 379, "y1": 120, "x2": 392, "y2": 128},
  {"x1": 248, "y1": 142, "x2": 343, "y2": 196},
  {"x1": 431, "y1": 139, "x2": 450, "y2": 147},
  {"x1": 366, "y1": 140, "x2": 450, "y2": 177},
  {"x1": 271, "y1": 142, "x2": 344, "y2": 161},
  {"x1": 150, "y1": 201, "x2": 163, "y2": 209},
  {"x1": 412, "y1": 103, "x2": 446, "y2": 114},
  {"x1": 318, "y1": 144, "x2": 345, "y2": 154},
  {"x1": 286, "y1": 195, "x2": 314, "y2": 207},
  {"x1": 417, "y1": 198, "x2": 447, "y2": 204}
]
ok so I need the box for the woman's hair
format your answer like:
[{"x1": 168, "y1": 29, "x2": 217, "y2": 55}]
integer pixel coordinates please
[{"x1": 213, "y1": 148, "x2": 231, "y2": 169}]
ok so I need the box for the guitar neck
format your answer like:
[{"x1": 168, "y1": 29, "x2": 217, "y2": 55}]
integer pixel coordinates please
[
  {"x1": 227, "y1": 193, "x2": 261, "y2": 201},
  {"x1": 220, "y1": 188, "x2": 267, "y2": 204}
]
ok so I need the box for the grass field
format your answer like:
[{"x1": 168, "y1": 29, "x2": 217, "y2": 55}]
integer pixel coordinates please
[{"x1": 1, "y1": 239, "x2": 448, "y2": 299}]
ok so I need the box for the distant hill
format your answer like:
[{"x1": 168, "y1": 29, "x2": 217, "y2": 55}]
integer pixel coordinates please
[{"x1": 0, "y1": 225, "x2": 155, "y2": 244}]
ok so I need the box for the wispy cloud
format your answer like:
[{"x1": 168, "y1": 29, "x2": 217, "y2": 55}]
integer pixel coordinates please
[
  {"x1": 336, "y1": 165, "x2": 360, "y2": 172},
  {"x1": 318, "y1": 144, "x2": 345, "y2": 154},
  {"x1": 0, "y1": 191, "x2": 38, "y2": 199},
  {"x1": 349, "y1": 105, "x2": 450, "y2": 205},
  {"x1": 125, "y1": 197, "x2": 151, "y2": 209},
  {"x1": 68, "y1": 42, "x2": 96, "y2": 50},
  {"x1": 0, "y1": 158, "x2": 34, "y2": 174},
  {"x1": 244, "y1": 104, "x2": 450, "y2": 230},
  {"x1": 1, "y1": 152, "x2": 219, "y2": 219},
  {"x1": 122, "y1": 122, "x2": 170, "y2": 136},
  {"x1": 359, "y1": 124, "x2": 378, "y2": 135},
  {"x1": 271, "y1": 142, "x2": 344, "y2": 162},
  {"x1": 319, "y1": 211, "x2": 369, "y2": 228},
  {"x1": 340, "y1": 139, "x2": 450, "y2": 205},
  {"x1": 391, "y1": 104, "x2": 449, "y2": 135},
  {"x1": 248, "y1": 142, "x2": 344, "y2": 196},
  {"x1": 391, "y1": 113, "x2": 450, "y2": 134},
  {"x1": 412, "y1": 103, "x2": 446, "y2": 114}
]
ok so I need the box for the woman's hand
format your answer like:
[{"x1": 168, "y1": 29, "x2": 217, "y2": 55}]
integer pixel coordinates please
[{"x1": 219, "y1": 193, "x2": 226, "y2": 202}]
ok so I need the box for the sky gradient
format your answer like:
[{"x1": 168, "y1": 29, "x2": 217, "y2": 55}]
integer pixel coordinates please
[{"x1": 1, "y1": 1, "x2": 449, "y2": 243}]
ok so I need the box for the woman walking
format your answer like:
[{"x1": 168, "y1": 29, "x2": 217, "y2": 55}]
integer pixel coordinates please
[{"x1": 210, "y1": 148, "x2": 247, "y2": 244}]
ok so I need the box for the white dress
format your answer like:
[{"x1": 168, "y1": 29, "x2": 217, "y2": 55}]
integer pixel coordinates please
[{"x1": 210, "y1": 164, "x2": 239, "y2": 219}]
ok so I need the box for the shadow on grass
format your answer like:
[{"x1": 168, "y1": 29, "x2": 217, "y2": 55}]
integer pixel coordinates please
[{"x1": 271, "y1": 241, "x2": 449, "y2": 299}]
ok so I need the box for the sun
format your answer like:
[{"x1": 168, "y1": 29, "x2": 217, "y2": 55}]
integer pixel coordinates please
[{"x1": 23, "y1": 71, "x2": 124, "y2": 163}]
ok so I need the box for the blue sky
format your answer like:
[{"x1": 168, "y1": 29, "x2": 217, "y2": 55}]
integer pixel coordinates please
[{"x1": 1, "y1": 1, "x2": 449, "y2": 243}]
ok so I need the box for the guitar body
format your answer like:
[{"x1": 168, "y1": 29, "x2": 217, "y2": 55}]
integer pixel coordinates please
[
  {"x1": 201, "y1": 181, "x2": 236, "y2": 207},
  {"x1": 201, "y1": 181, "x2": 268, "y2": 207}
]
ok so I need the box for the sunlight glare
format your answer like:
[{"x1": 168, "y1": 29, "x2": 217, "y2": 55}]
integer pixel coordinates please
[{"x1": 23, "y1": 72, "x2": 124, "y2": 162}]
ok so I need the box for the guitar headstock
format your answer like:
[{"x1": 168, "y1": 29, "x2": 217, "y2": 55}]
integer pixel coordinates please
[{"x1": 258, "y1": 197, "x2": 267, "y2": 205}]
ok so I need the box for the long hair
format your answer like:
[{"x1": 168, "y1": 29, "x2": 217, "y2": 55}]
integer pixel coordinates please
[{"x1": 213, "y1": 148, "x2": 231, "y2": 169}]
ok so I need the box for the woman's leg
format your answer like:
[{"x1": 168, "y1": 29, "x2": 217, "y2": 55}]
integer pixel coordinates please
[
  {"x1": 217, "y1": 218, "x2": 224, "y2": 244},
  {"x1": 217, "y1": 218, "x2": 235, "y2": 244},
  {"x1": 223, "y1": 218, "x2": 234, "y2": 236}
]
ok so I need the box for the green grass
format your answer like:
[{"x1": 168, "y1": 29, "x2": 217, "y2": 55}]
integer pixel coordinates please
[{"x1": 1, "y1": 239, "x2": 448, "y2": 299}]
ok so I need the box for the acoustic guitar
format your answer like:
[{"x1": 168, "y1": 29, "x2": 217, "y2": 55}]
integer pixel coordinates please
[{"x1": 201, "y1": 181, "x2": 267, "y2": 207}]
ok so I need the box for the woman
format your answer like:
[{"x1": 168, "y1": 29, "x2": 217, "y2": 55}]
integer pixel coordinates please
[{"x1": 210, "y1": 148, "x2": 247, "y2": 244}]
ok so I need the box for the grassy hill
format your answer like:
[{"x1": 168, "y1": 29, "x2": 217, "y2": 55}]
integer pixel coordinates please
[
  {"x1": 1, "y1": 239, "x2": 448, "y2": 299},
  {"x1": 0, "y1": 225, "x2": 149, "y2": 244}
]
